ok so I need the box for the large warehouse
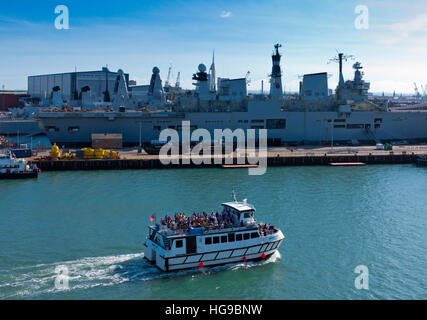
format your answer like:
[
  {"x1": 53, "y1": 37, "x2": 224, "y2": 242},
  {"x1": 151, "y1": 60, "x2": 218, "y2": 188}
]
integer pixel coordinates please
[{"x1": 28, "y1": 67, "x2": 129, "y2": 103}]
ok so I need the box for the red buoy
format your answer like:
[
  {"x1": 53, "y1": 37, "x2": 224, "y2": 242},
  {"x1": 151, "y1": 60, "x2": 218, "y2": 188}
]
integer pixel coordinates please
[
  {"x1": 243, "y1": 257, "x2": 247, "y2": 262},
  {"x1": 198, "y1": 262, "x2": 204, "y2": 269},
  {"x1": 261, "y1": 253, "x2": 266, "y2": 259}
]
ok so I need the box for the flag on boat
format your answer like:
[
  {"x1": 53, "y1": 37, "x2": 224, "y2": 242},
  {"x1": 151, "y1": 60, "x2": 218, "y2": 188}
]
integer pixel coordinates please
[
  {"x1": 149, "y1": 214, "x2": 156, "y2": 222},
  {"x1": 232, "y1": 190, "x2": 237, "y2": 202}
]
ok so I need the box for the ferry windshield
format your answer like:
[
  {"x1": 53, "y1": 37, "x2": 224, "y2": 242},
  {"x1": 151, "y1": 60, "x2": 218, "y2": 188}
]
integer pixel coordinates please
[{"x1": 243, "y1": 211, "x2": 254, "y2": 218}]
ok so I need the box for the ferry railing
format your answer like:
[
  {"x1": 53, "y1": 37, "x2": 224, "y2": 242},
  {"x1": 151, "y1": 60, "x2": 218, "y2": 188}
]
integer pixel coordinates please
[{"x1": 154, "y1": 223, "x2": 258, "y2": 237}]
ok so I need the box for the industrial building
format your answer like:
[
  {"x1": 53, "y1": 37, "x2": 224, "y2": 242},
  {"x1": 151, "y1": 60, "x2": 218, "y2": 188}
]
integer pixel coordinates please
[
  {"x1": 28, "y1": 68, "x2": 129, "y2": 103},
  {"x1": 0, "y1": 91, "x2": 28, "y2": 111}
]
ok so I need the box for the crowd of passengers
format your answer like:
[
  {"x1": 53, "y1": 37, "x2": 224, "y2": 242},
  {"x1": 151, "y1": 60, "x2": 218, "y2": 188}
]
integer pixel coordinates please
[
  {"x1": 158, "y1": 211, "x2": 276, "y2": 235},
  {"x1": 160, "y1": 211, "x2": 240, "y2": 230}
]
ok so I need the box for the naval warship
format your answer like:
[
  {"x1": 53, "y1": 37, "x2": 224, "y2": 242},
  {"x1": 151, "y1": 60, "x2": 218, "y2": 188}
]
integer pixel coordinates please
[{"x1": 38, "y1": 44, "x2": 427, "y2": 147}]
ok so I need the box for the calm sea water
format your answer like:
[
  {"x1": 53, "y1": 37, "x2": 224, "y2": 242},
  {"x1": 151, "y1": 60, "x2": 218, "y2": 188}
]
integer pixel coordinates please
[{"x1": 0, "y1": 165, "x2": 426, "y2": 300}]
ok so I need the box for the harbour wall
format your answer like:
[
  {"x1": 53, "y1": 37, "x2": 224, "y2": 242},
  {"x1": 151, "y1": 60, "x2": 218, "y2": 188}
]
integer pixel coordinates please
[{"x1": 34, "y1": 153, "x2": 419, "y2": 171}]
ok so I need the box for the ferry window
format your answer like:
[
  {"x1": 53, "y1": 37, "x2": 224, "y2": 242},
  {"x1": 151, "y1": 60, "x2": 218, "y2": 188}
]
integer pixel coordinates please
[
  {"x1": 213, "y1": 236, "x2": 220, "y2": 244},
  {"x1": 221, "y1": 235, "x2": 227, "y2": 243},
  {"x1": 228, "y1": 233, "x2": 235, "y2": 242},
  {"x1": 244, "y1": 212, "x2": 253, "y2": 218},
  {"x1": 251, "y1": 232, "x2": 260, "y2": 239},
  {"x1": 243, "y1": 233, "x2": 250, "y2": 240},
  {"x1": 267, "y1": 119, "x2": 286, "y2": 129},
  {"x1": 236, "y1": 234, "x2": 243, "y2": 241},
  {"x1": 175, "y1": 240, "x2": 183, "y2": 248},
  {"x1": 205, "y1": 237, "x2": 212, "y2": 245}
]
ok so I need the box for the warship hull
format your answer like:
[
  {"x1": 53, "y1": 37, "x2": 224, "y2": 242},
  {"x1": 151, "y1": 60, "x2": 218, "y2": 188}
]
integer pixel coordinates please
[
  {"x1": 38, "y1": 106, "x2": 427, "y2": 147},
  {"x1": 0, "y1": 120, "x2": 42, "y2": 136}
]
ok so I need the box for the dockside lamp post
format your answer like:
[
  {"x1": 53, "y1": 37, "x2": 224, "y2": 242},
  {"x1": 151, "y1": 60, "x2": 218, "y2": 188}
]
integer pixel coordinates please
[{"x1": 138, "y1": 121, "x2": 142, "y2": 153}]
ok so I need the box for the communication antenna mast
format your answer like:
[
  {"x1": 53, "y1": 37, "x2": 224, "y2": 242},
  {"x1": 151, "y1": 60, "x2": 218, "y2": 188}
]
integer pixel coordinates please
[{"x1": 328, "y1": 51, "x2": 355, "y2": 88}]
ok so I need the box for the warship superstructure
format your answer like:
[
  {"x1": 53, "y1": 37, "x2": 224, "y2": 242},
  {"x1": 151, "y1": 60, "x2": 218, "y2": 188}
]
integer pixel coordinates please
[{"x1": 37, "y1": 44, "x2": 427, "y2": 146}]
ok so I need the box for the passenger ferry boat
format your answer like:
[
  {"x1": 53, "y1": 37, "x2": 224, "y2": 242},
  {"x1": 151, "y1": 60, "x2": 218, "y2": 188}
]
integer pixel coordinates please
[
  {"x1": 144, "y1": 197, "x2": 285, "y2": 272},
  {"x1": 0, "y1": 152, "x2": 39, "y2": 179}
]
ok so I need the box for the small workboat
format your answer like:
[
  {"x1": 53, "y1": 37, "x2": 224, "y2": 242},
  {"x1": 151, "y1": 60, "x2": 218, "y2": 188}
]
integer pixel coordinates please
[
  {"x1": 0, "y1": 152, "x2": 39, "y2": 179},
  {"x1": 417, "y1": 155, "x2": 427, "y2": 167},
  {"x1": 144, "y1": 194, "x2": 285, "y2": 272}
]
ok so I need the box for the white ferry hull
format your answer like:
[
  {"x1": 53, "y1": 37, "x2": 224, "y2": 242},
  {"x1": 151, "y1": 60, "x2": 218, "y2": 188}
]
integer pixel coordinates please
[{"x1": 145, "y1": 234, "x2": 284, "y2": 272}]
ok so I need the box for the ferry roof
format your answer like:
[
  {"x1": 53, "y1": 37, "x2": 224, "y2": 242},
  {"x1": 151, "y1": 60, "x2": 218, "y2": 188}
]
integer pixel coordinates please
[{"x1": 222, "y1": 201, "x2": 255, "y2": 212}]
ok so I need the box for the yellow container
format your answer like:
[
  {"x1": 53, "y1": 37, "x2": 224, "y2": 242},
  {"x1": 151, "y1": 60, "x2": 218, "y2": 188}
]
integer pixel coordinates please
[
  {"x1": 94, "y1": 148, "x2": 104, "y2": 159},
  {"x1": 50, "y1": 143, "x2": 61, "y2": 159},
  {"x1": 84, "y1": 148, "x2": 95, "y2": 159}
]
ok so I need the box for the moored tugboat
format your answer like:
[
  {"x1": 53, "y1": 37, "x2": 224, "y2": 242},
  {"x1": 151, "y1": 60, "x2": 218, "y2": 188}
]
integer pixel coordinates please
[
  {"x1": 144, "y1": 194, "x2": 285, "y2": 272},
  {"x1": 0, "y1": 152, "x2": 39, "y2": 179}
]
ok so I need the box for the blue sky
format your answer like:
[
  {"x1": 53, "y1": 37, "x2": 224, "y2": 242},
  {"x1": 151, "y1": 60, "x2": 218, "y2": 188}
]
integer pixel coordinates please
[{"x1": 1, "y1": 0, "x2": 426, "y2": 93}]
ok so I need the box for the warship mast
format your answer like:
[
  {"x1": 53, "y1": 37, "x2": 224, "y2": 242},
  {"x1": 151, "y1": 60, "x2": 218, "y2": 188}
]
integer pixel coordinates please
[{"x1": 270, "y1": 43, "x2": 283, "y2": 100}]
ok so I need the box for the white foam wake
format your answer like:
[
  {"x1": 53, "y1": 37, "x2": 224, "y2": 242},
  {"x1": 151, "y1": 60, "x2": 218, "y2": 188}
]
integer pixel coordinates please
[{"x1": 0, "y1": 250, "x2": 281, "y2": 299}]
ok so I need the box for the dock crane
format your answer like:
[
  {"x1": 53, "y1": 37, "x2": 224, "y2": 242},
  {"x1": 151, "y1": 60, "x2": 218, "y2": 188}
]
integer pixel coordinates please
[
  {"x1": 421, "y1": 84, "x2": 427, "y2": 99},
  {"x1": 174, "y1": 72, "x2": 181, "y2": 94},
  {"x1": 414, "y1": 83, "x2": 421, "y2": 99},
  {"x1": 165, "y1": 65, "x2": 172, "y2": 88}
]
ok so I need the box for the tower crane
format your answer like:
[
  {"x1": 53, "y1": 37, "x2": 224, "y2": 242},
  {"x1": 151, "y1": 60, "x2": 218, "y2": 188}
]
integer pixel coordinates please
[
  {"x1": 174, "y1": 72, "x2": 181, "y2": 94},
  {"x1": 165, "y1": 65, "x2": 172, "y2": 88},
  {"x1": 414, "y1": 83, "x2": 421, "y2": 99}
]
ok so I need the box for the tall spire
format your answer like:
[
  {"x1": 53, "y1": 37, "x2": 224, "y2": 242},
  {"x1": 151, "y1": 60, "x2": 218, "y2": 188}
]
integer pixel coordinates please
[{"x1": 209, "y1": 49, "x2": 216, "y2": 92}]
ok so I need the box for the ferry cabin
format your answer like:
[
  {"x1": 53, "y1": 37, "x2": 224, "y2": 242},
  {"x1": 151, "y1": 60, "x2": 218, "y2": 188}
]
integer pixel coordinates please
[
  {"x1": 144, "y1": 201, "x2": 285, "y2": 271},
  {"x1": 0, "y1": 153, "x2": 38, "y2": 179},
  {"x1": 0, "y1": 154, "x2": 29, "y2": 173}
]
